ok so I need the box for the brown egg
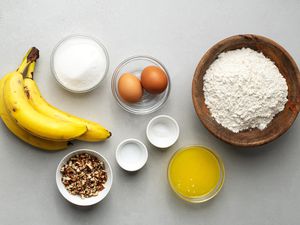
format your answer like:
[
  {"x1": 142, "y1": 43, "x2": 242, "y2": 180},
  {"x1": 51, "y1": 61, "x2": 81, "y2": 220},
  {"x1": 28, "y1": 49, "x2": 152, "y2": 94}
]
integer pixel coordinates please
[
  {"x1": 141, "y1": 66, "x2": 168, "y2": 94},
  {"x1": 118, "y1": 73, "x2": 143, "y2": 103}
]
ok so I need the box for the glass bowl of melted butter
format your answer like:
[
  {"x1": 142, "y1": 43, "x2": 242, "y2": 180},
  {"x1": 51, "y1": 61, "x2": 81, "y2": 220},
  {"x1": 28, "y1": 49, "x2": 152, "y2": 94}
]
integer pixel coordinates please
[{"x1": 168, "y1": 145, "x2": 225, "y2": 203}]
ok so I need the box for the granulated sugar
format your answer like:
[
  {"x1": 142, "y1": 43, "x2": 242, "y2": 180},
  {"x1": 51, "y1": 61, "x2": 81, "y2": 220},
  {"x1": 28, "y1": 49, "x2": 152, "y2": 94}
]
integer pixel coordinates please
[
  {"x1": 203, "y1": 48, "x2": 288, "y2": 133},
  {"x1": 53, "y1": 36, "x2": 108, "y2": 92}
]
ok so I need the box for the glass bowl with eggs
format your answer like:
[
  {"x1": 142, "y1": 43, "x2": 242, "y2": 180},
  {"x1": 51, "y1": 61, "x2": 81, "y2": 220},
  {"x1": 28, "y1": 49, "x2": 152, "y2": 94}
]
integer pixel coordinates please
[{"x1": 111, "y1": 56, "x2": 170, "y2": 115}]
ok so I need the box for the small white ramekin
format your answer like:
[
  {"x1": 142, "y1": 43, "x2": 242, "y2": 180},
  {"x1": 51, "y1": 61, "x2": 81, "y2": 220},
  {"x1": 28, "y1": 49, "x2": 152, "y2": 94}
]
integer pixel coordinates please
[
  {"x1": 116, "y1": 138, "x2": 148, "y2": 172},
  {"x1": 146, "y1": 115, "x2": 180, "y2": 148}
]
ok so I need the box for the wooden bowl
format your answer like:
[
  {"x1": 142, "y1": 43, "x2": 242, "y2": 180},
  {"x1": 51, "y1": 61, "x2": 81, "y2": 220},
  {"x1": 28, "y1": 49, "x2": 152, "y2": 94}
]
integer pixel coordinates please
[{"x1": 192, "y1": 34, "x2": 300, "y2": 147}]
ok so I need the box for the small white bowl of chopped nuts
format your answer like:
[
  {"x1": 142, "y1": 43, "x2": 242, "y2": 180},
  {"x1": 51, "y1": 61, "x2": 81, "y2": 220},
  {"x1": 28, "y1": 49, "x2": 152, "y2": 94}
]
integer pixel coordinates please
[{"x1": 56, "y1": 149, "x2": 113, "y2": 206}]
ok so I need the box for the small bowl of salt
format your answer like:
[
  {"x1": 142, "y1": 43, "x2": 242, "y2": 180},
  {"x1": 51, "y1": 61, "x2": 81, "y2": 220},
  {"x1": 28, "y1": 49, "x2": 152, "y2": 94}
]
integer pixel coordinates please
[{"x1": 51, "y1": 35, "x2": 109, "y2": 93}]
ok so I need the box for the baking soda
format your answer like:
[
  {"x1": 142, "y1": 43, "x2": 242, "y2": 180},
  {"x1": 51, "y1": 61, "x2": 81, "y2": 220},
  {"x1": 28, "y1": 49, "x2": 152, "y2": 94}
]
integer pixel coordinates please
[{"x1": 203, "y1": 48, "x2": 288, "y2": 133}]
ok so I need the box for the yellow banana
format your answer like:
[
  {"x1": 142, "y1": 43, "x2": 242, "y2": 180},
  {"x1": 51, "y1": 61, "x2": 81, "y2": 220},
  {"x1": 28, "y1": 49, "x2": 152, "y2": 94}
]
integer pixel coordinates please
[
  {"x1": 24, "y1": 61, "x2": 111, "y2": 142},
  {"x1": 0, "y1": 76, "x2": 69, "y2": 150},
  {"x1": 3, "y1": 48, "x2": 87, "y2": 141}
]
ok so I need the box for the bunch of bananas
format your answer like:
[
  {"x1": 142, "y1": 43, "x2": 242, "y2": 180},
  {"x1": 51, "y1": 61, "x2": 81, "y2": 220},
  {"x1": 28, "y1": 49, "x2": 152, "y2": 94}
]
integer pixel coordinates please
[{"x1": 0, "y1": 47, "x2": 111, "y2": 150}]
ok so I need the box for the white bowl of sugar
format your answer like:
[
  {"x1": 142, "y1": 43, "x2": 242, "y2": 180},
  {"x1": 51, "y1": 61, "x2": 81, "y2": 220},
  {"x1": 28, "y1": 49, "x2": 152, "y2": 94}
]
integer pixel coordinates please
[{"x1": 51, "y1": 35, "x2": 109, "y2": 93}]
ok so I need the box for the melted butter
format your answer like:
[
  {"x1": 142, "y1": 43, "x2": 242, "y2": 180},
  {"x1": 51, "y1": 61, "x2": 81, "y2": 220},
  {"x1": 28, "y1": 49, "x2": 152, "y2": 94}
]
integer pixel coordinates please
[{"x1": 168, "y1": 146, "x2": 221, "y2": 198}]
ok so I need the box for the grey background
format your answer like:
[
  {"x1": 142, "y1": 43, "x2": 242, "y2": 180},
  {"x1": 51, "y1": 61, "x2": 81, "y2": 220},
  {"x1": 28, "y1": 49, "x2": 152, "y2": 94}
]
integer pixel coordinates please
[{"x1": 0, "y1": 0, "x2": 299, "y2": 224}]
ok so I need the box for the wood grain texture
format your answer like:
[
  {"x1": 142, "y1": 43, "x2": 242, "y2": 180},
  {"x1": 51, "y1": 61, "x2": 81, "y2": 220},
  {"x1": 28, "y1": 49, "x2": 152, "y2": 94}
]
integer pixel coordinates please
[{"x1": 192, "y1": 34, "x2": 300, "y2": 147}]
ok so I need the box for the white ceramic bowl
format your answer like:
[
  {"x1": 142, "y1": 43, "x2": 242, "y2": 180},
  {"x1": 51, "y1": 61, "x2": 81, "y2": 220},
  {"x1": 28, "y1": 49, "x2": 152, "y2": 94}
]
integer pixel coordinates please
[
  {"x1": 56, "y1": 149, "x2": 113, "y2": 206},
  {"x1": 146, "y1": 115, "x2": 180, "y2": 148},
  {"x1": 116, "y1": 139, "x2": 148, "y2": 172}
]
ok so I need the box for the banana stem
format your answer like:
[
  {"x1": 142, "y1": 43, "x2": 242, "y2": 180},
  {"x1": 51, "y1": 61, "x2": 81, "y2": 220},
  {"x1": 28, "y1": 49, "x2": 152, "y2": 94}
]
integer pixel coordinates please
[
  {"x1": 22, "y1": 47, "x2": 33, "y2": 62},
  {"x1": 17, "y1": 49, "x2": 32, "y2": 73},
  {"x1": 17, "y1": 47, "x2": 39, "y2": 74},
  {"x1": 26, "y1": 61, "x2": 36, "y2": 79}
]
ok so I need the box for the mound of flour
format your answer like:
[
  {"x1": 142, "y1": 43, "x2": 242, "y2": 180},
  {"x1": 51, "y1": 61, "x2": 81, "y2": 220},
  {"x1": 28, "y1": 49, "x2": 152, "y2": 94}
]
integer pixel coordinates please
[{"x1": 203, "y1": 48, "x2": 288, "y2": 133}]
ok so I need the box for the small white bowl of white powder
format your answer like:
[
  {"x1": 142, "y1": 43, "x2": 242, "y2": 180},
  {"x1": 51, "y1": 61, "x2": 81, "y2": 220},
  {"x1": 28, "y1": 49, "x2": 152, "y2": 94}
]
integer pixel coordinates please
[{"x1": 51, "y1": 35, "x2": 109, "y2": 93}]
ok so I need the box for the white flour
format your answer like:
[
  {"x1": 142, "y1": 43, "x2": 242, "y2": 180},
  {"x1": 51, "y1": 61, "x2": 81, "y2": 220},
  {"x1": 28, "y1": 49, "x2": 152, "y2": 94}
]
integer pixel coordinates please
[{"x1": 203, "y1": 48, "x2": 288, "y2": 133}]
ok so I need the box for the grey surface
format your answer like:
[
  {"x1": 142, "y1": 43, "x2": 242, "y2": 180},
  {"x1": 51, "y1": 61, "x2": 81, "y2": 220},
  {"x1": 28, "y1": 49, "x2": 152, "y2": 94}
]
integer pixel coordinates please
[{"x1": 0, "y1": 0, "x2": 299, "y2": 224}]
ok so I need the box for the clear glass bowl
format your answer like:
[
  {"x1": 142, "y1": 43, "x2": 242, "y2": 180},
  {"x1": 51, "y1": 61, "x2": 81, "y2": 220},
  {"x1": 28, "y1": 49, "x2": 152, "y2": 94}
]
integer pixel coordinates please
[
  {"x1": 51, "y1": 34, "x2": 110, "y2": 93},
  {"x1": 111, "y1": 56, "x2": 170, "y2": 114},
  {"x1": 168, "y1": 145, "x2": 225, "y2": 203}
]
